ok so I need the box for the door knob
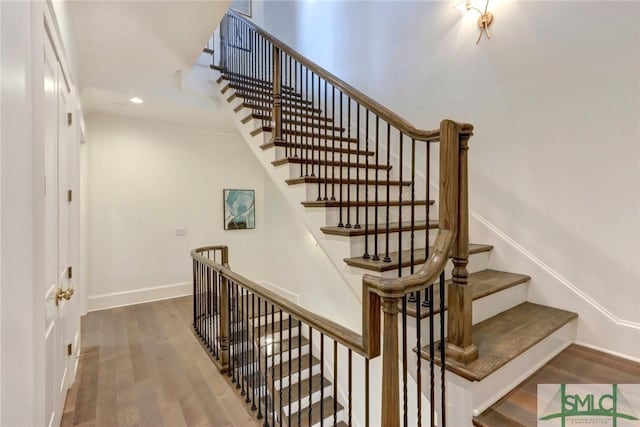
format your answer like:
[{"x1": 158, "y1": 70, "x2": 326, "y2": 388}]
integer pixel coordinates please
[{"x1": 56, "y1": 287, "x2": 74, "y2": 305}]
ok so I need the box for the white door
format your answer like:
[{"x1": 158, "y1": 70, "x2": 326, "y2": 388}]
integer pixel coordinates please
[{"x1": 43, "y1": 29, "x2": 77, "y2": 427}]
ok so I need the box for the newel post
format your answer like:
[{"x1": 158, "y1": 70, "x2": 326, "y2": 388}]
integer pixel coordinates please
[
  {"x1": 445, "y1": 126, "x2": 479, "y2": 363},
  {"x1": 271, "y1": 45, "x2": 283, "y2": 143},
  {"x1": 218, "y1": 247, "x2": 230, "y2": 372},
  {"x1": 381, "y1": 297, "x2": 401, "y2": 427}
]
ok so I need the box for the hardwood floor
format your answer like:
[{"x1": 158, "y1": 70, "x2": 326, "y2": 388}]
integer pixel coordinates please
[
  {"x1": 61, "y1": 296, "x2": 261, "y2": 427},
  {"x1": 474, "y1": 344, "x2": 640, "y2": 426}
]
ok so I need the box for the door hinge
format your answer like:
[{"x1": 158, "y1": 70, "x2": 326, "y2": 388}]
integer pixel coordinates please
[
  {"x1": 67, "y1": 189, "x2": 73, "y2": 203},
  {"x1": 67, "y1": 112, "x2": 72, "y2": 126},
  {"x1": 67, "y1": 266, "x2": 73, "y2": 279},
  {"x1": 67, "y1": 343, "x2": 72, "y2": 356}
]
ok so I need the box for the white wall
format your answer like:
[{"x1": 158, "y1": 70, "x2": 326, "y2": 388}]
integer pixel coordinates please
[
  {"x1": 0, "y1": 2, "x2": 37, "y2": 425},
  {"x1": 85, "y1": 115, "x2": 269, "y2": 310},
  {"x1": 262, "y1": 178, "x2": 362, "y2": 330},
  {"x1": 252, "y1": 0, "x2": 640, "y2": 347}
]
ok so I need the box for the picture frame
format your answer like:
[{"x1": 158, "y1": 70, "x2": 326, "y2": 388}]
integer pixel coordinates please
[
  {"x1": 223, "y1": 189, "x2": 255, "y2": 230},
  {"x1": 230, "y1": 0, "x2": 251, "y2": 18}
]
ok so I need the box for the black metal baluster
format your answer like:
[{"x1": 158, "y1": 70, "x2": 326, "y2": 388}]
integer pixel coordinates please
[
  {"x1": 251, "y1": 294, "x2": 257, "y2": 409},
  {"x1": 320, "y1": 334, "x2": 325, "y2": 426},
  {"x1": 363, "y1": 109, "x2": 370, "y2": 258},
  {"x1": 354, "y1": 103, "x2": 361, "y2": 229},
  {"x1": 297, "y1": 320, "x2": 302, "y2": 426},
  {"x1": 227, "y1": 278, "x2": 234, "y2": 379},
  {"x1": 423, "y1": 142, "x2": 432, "y2": 308},
  {"x1": 402, "y1": 294, "x2": 408, "y2": 427},
  {"x1": 310, "y1": 72, "x2": 316, "y2": 178},
  {"x1": 192, "y1": 259, "x2": 196, "y2": 329},
  {"x1": 440, "y1": 272, "x2": 447, "y2": 427},
  {"x1": 232, "y1": 283, "x2": 238, "y2": 385},
  {"x1": 308, "y1": 327, "x2": 313, "y2": 426},
  {"x1": 429, "y1": 284, "x2": 435, "y2": 427},
  {"x1": 416, "y1": 289, "x2": 422, "y2": 427},
  {"x1": 333, "y1": 340, "x2": 338, "y2": 426},
  {"x1": 279, "y1": 311, "x2": 284, "y2": 425},
  {"x1": 257, "y1": 297, "x2": 263, "y2": 420},
  {"x1": 288, "y1": 316, "x2": 292, "y2": 427},
  {"x1": 398, "y1": 132, "x2": 404, "y2": 275},
  {"x1": 372, "y1": 117, "x2": 380, "y2": 261},
  {"x1": 338, "y1": 92, "x2": 344, "y2": 228},
  {"x1": 365, "y1": 358, "x2": 370, "y2": 427},
  {"x1": 348, "y1": 349, "x2": 352, "y2": 426},
  {"x1": 241, "y1": 288, "x2": 247, "y2": 397},
  {"x1": 271, "y1": 305, "x2": 276, "y2": 427},
  {"x1": 384, "y1": 124, "x2": 392, "y2": 263},
  {"x1": 345, "y1": 96, "x2": 352, "y2": 229},
  {"x1": 330, "y1": 86, "x2": 336, "y2": 201},
  {"x1": 323, "y1": 79, "x2": 329, "y2": 200},
  {"x1": 299, "y1": 62, "x2": 304, "y2": 177}
]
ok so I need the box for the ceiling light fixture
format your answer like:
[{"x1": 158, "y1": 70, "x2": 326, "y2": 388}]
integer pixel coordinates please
[
  {"x1": 129, "y1": 97, "x2": 144, "y2": 104},
  {"x1": 453, "y1": 0, "x2": 494, "y2": 45}
]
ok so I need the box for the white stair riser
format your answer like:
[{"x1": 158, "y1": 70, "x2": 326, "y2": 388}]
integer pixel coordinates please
[
  {"x1": 282, "y1": 162, "x2": 391, "y2": 182},
  {"x1": 278, "y1": 384, "x2": 334, "y2": 415},
  {"x1": 375, "y1": 252, "x2": 490, "y2": 280},
  {"x1": 270, "y1": 144, "x2": 373, "y2": 164},
  {"x1": 345, "y1": 231, "x2": 438, "y2": 259},
  {"x1": 300, "y1": 181, "x2": 412, "y2": 202},
  {"x1": 323, "y1": 205, "x2": 430, "y2": 227}
]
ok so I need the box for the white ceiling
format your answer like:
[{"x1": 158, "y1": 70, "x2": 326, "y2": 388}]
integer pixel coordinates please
[{"x1": 67, "y1": 0, "x2": 234, "y2": 130}]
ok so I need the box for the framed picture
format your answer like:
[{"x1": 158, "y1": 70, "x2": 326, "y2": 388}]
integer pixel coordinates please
[
  {"x1": 224, "y1": 189, "x2": 255, "y2": 230},
  {"x1": 230, "y1": 0, "x2": 251, "y2": 17}
]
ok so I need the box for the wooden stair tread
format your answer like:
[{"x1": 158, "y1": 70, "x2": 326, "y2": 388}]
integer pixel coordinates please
[
  {"x1": 261, "y1": 140, "x2": 374, "y2": 157},
  {"x1": 302, "y1": 199, "x2": 434, "y2": 208},
  {"x1": 234, "y1": 102, "x2": 321, "y2": 114},
  {"x1": 344, "y1": 243, "x2": 493, "y2": 272},
  {"x1": 281, "y1": 374, "x2": 330, "y2": 403},
  {"x1": 285, "y1": 176, "x2": 411, "y2": 187},
  {"x1": 321, "y1": 220, "x2": 438, "y2": 237},
  {"x1": 473, "y1": 344, "x2": 640, "y2": 427},
  {"x1": 272, "y1": 354, "x2": 321, "y2": 379},
  {"x1": 221, "y1": 83, "x2": 301, "y2": 97},
  {"x1": 418, "y1": 302, "x2": 578, "y2": 381},
  {"x1": 407, "y1": 269, "x2": 529, "y2": 319},
  {"x1": 286, "y1": 396, "x2": 343, "y2": 427},
  {"x1": 255, "y1": 126, "x2": 359, "y2": 144},
  {"x1": 243, "y1": 113, "x2": 338, "y2": 127},
  {"x1": 242, "y1": 112, "x2": 333, "y2": 124},
  {"x1": 228, "y1": 92, "x2": 313, "y2": 106},
  {"x1": 274, "y1": 158, "x2": 389, "y2": 170},
  {"x1": 218, "y1": 74, "x2": 296, "y2": 92}
]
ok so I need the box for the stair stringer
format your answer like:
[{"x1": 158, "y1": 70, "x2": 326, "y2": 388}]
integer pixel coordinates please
[{"x1": 216, "y1": 74, "x2": 375, "y2": 302}]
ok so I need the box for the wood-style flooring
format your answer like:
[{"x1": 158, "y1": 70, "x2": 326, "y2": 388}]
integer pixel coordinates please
[
  {"x1": 474, "y1": 344, "x2": 640, "y2": 426},
  {"x1": 61, "y1": 296, "x2": 261, "y2": 427}
]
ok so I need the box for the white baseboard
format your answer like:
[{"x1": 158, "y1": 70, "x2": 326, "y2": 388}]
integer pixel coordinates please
[{"x1": 87, "y1": 282, "x2": 191, "y2": 312}]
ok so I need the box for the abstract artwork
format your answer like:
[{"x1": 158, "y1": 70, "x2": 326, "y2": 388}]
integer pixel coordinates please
[
  {"x1": 230, "y1": 0, "x2": 251, "y2": 17},
  {"x1": 224, "y1": 189, "x2": 255, "y2": 230}
]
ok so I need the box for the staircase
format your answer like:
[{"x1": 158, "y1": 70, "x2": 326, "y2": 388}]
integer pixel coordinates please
[{"x1": 192, "y1": 10, "x2": 581, "y2": 427}]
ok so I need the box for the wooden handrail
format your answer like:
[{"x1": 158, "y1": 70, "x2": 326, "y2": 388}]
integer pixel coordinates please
[
  {"x1": 226, "y1": 9, "x2": 468, "y2": 142},
  {"x1": 192, "y1": 246, "x2": 381, "y2": 359}
]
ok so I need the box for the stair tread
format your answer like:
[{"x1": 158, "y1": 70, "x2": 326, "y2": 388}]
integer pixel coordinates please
[
  {"x1": 322, "y1": 220, "x2": 438, "y2": 237},
  {"x1": 242, "y1": 112, "x2": 333, "y2": 124},
  {"x1": 473, "y1": 344, "x2": 640, "y2": 427},
  {"x1": 418, "y1": 302, "x2": 578, "y2": 381},
  {"x1": 235, "y1": 102, "x2": 322, "y2": 114},
  {"x1": 274, "y1": 157, "x2": 390, "y2": 170},
  {"x1": 255, "y1": 126, "x2": 359, "y2": 144},
  {"x1": 218, "y1": 74, "x2": 296, "y2": 92},
  {"x1": 344, "y1": 243, "x2": 493, "y2": 272},
  {"x1": 273, "y1": 354, "x2": 321, "y2": 380},
  {"x1": 285, "y1": 176, "x2": 411, "y2": 187},
  {"x1": 243, "y1": 113, "x2": 338, "y2": 127},
  {"x1": 280, "y1": 374, "x2": 330, "y2": 404},
  {"x1": 286, "y1": 396, "x2": 343, "y2": 427},
  {"x1": 229, "y1": 92, "x2": 313, "y2": 106},
  {"x1": 222, "y1": 83, "x2": 301, "y2": 97},
  {"x1": 302, "y1": 199, "x2": 434, "y2": 208},
  {"x1": 261, "y1": 140, "x2": 374, "y2": 157},
  {"x1": 407, "y1": 269, "x2": 530, "y2": 318}
]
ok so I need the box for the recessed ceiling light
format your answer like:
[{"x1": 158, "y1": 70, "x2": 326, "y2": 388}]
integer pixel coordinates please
[{"x1": 129, "y1": 97, "x2": 144, "y2": 104}]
